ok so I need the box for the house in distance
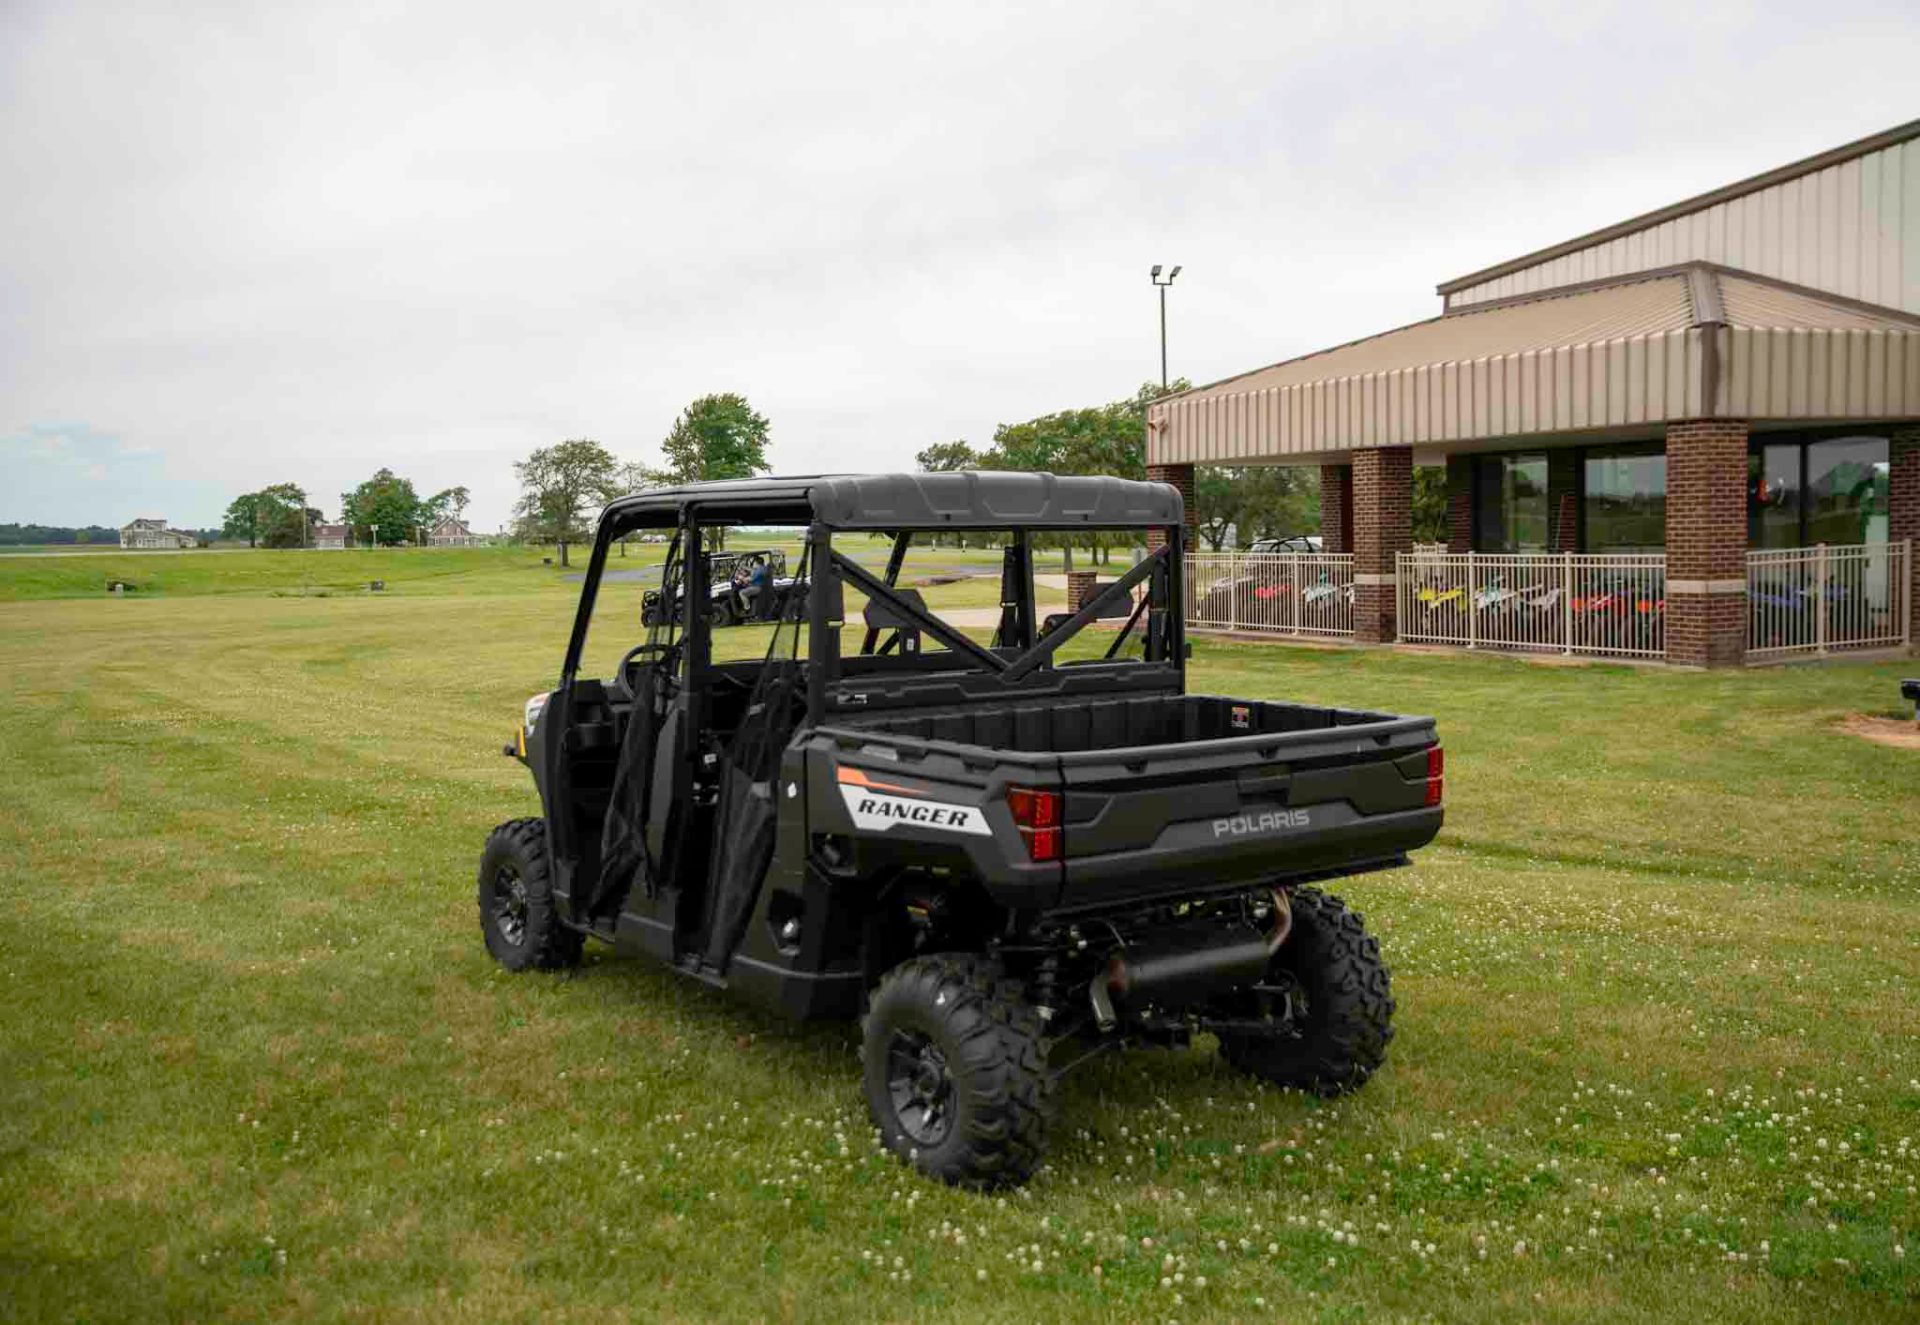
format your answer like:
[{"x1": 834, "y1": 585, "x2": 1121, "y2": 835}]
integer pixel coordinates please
[{"x1": 118, "y1": 518, "x2": 198, "y2": 550}]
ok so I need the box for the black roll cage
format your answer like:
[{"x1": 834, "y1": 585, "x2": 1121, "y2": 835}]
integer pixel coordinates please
[{"x1": 557, "y1": 497, "x2": 1189, "y2": 721}]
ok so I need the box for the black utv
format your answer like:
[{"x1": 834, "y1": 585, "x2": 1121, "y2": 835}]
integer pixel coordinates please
[{"x1": 480, "y1": 473, "x2": 1443, "y2": 1188}]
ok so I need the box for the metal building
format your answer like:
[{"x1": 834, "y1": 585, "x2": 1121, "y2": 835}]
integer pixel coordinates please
[{"x1": 1147, "y1": 119, "x2": 1920, "y2": 666}]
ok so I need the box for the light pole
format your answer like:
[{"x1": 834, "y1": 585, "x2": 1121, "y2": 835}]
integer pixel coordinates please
[{"x1": 1150, "y1": 264, "x2": 1181, "y2": 389}]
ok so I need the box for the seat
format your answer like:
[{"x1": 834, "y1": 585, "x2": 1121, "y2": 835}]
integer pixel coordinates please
[{"x1": 863, "y1": 587, "x2": 928, "y2": 655}]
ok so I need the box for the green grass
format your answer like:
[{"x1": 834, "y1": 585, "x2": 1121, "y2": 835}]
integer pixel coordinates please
[
  {"x1": 2, "y1": 587, "x2": 1917, "y2": 1322},
  {"x1": 0, "y1": 538, "x2": 1084, "y2": 605}
]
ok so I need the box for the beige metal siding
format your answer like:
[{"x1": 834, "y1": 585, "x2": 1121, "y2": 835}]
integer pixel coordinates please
[
  {"x1": 1449, "y1": 140, "x2": 1920, "y2": 314},
  {"x1": 1148, "y1": 327, "x2": 1706, "y2": 465},
  {"x1": 1717, "y1": 272, "x2": 1920, "y2": 331},
  {"x1": 1201, "y1": 275, "x2": 1692, "y2": 400},
  {"x1": 1720, "y1": 325, "x2": 1920, "y2": 419}
]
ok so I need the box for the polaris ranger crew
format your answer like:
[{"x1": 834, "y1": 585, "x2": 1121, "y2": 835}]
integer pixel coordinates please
[{"x1": 480, "y1": 473, "x2": 1442, "y2": 1188}]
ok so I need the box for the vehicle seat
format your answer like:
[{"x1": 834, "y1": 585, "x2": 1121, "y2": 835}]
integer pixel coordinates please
[{"x1": 864, "y1": 588, "x2": 927, "y2": 655}]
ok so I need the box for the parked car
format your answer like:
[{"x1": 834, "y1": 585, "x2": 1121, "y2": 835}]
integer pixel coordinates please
[{"x1": 480, "y1": 473, "x2": 1442, "y2": 1188}]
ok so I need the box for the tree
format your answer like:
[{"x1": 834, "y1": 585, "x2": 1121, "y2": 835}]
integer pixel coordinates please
[
  {"x1": 1194, "y1": 468, "x2": 1242, "y2": 551},
  {"x1": 915, "y1": 441, "x2": 979, "y2": 472},
  {"x1": 223, "y1": 492, "x2": 265, "y2": 548},
  {"x1": 660, "y1": 394, "x2": 770, "y2": 549},
  {"x1": 662, "y1": 393, "x2": 771, "y2": 483},
  {"x1": 611, "y1": 462, "x2": 672, "y2": 557},
  {"x1": 1411, "y1": 466, "x2": 1447, "y2": 545},
  {"x1": 341, "y1": 469, "x2": 424, "y2": 546},
  {"x1": 222, "y1": 483, "x2": 318, "y2": 549},
  {"x1": 618, "y1": 461, "x2": 670, "y2": 495},
  {"x1": 512, "y1": 439, "x2": 621, "y2": 567},
  {"x1": 978, "y1": 379, "x2": 1189, "y2": 568},
  {"x1": 420, "y1": 485, "x2": 472, "y2": 536}
]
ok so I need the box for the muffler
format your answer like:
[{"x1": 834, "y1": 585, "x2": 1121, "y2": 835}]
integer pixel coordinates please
[{"x1": 1091, "y1": 890, "x2": 1291, "y2": 1026}]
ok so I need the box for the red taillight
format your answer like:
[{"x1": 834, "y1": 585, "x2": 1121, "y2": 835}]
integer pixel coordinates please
[
  {"x1": 1424, "y1": 745, "x2": 1444, "y2": 806},
  {"x1": 1007, "y1": 786, "x2": 1064, "y2": 861}
]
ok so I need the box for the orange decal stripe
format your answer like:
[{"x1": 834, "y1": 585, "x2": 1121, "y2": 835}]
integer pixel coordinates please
[{"x1": 836, "y1": 765, "x2": 924, "y2": 796}]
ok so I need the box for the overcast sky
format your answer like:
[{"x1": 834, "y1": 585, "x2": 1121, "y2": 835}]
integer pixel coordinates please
[{"x1": 3, "y1": 2, "x2": 1915, "y2": 531}]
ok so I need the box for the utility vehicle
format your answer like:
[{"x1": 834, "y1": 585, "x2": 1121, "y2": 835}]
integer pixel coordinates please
[
  {"x1": 479, "y1": 473, "x2": 1442, "y2": 1188},
  {"x1": 641, "y1": 548, "x2": 796, "y2": 628}
]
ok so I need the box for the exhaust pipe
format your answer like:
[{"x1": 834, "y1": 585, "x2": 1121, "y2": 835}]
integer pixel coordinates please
[{"x1": 1089, "y1": 890, "x2": 1291, "y2": 1028}]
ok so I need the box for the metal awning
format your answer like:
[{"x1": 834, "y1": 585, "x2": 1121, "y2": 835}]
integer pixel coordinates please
[{"x1": 1146, "y1": 262, "x2": 1920, "y2": 466}]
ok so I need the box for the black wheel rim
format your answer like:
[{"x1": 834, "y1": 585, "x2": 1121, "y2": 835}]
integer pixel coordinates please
[
  {"x1": 492, "y1": 865, "x2": 530, "y2": 946},
  {"x1": 885, "y1": 1029, "x2": 954, "y2": 1148}
]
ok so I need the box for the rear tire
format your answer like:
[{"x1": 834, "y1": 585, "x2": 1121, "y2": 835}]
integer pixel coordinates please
[
  {"x1": 1218, "y1": 887, "x2": 1393, "y2": 1095},
  {"x1": 862, "y1": 954, "x2": 1051, "y2": 1189},
  {"x1": 478, "y1": 819, "x2": 584, "y2": 972}
]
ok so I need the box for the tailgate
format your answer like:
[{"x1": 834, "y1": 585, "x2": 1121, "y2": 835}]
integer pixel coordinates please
[{"x1": 1053, "y1": 714, "x2": 1441, "y2": 911}]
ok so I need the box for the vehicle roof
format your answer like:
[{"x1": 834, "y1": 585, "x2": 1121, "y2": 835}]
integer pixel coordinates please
[{"x1": 600, "y1": 471, "x2": 1184, "y2": 531}]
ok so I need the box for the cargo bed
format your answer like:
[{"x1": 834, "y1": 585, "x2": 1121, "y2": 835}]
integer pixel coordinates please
[{"x1": 821, "y1": 693, "x2": 1442, "y2": 912}]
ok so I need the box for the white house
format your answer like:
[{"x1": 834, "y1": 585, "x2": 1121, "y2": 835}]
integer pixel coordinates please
[{"x1": 119, "y1": 518, "x2": 197, "y2": 550}]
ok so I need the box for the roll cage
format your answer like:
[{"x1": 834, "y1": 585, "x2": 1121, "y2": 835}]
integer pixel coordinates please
[{"x1": 556, "y1": 474, "x2": 1190, "y2": 722}]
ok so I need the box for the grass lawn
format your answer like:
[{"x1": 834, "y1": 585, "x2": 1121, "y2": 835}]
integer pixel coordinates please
[{"x1": 2, "y1": 582, "x2": 1917, "y2": 1322}]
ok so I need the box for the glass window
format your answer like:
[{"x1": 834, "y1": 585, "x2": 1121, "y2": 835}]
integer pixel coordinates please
[
  {"x1": 1747, "y1": 444, "x2": 1801, "y2": 549},
  {"x1": 1805, "y1": 436, "x2": 1889, "y2": 545},
  {"x1": 1583, "y1": 446, "x2": 1665, "y2": 553},
  {"x1": 1472, "y1": 453, "x2": 1547, "y2": 552},
  {"x1": 1746, "y1": 433, "x2": 1889, "y2": 548}
]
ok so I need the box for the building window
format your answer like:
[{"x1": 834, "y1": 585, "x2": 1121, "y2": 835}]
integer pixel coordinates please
[
  {"x1": 1748, "y1": 432, "x2": 1890, "y2": 548},
  {"x1": 1582, "y1": 444, "x2": 1665, "y2": 553},
  {"x1": 1472, "y1": 453, "x2": 1547, "y2": 553}
]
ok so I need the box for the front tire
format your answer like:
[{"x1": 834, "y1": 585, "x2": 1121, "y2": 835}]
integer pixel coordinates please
[
  {"x1": 1217, "y1": 887, "x2": 1393, "y2": 1095},
  {"x1": 862, "y1": 955, "x2": 1052, "y2": 1189},
  {"x1": 478, "y1": 819, "x2": 584, "y2": 972}
]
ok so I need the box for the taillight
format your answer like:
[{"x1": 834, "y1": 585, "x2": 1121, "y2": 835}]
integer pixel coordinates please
[
  {"x1": 1006, "y1": 785, "x2": 1063, "y2": 862},
  {"x1": 1424, "y1": 745, "x2": 1444, "y2": 806}
]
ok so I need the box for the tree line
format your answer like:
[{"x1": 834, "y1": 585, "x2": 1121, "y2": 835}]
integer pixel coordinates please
[
  {"x1": 221, "y1": 474, "x2": 470, "y2": 548},
  {"x1": 512, "y1": 392, "x2": 771, "y2": 565},
  {"x1": 916, "y1": 379, "x2": 1327, "y2": 562},
  {"x1": 0, "y1": 522, "x2": 137, "y2": 546},
  {"x1": 921, "y1": 380, "x2": 1448, "y2": 553}
]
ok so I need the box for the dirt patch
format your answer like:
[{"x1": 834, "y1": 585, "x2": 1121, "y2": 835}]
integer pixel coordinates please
[{"x1": 1837, "y1": 713, "x2": 1920, "y2": 751}]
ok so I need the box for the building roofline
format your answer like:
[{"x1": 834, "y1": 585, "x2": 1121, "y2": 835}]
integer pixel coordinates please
[
  {"x1": 1434, "y1": 118, "x2": 1920, "y2": 298},
  {"x1": 1149, "y1": 265, "x2": 1690, "y2": 409},
  {"x1": 1439, "y1": 260, "x2": 1920, "y2": 327},
  {"x1": 1146, "y1": 260, "x2": 1920, "y2": 419}
]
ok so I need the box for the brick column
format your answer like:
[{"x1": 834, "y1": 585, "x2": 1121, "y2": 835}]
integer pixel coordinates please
[
  {"x1": 1146, "y1": 463, "x2": 1196, "y2": 553},
  {"x1": 1547, "y1": 450, "x2": 1580, "y2": 552},
  {"x1": 1891, "y1": 426, "x2": 1920, "y2": 645},
  {"x1": 1065, "y1": 570, "x2": 1097, "y2": 610},
  {"x1": 1665, "y1": 420, "x2": 1750, "y2": 667},
  {"x1": 1318, "y1": 464, "x2": 1353, "y2": 553},
  {"x1": 1352, "y1": 446, "x2": 1413, "y2": 644},
  {"x1": 1445, "y1": 456, "x2": 1473, "y2": 552}
]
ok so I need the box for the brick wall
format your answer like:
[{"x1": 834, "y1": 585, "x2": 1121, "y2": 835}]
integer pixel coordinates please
[
  {"x1": 1892, "y1": 426, "x2": 1920, "y2": 645},
  {"x1": 1319, "y1": 464, "x2": 1353, "y2": 554},
  {"x1": 1146, "y1": 463, "x2": 1196, "y2": 554},
  {"x1": 1665, "y1": 419, "x2": 1750, "y2": 667},
  {"x1": 1445, "y1": 456, "x2": 1472, "y2": 552},
  {"x1": 1351, "y1": 446, "x2": 1412, "y2": 644}
]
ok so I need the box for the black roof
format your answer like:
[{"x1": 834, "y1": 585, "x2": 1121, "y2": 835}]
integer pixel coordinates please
[{"x1": 600, "y1": 472, "x2": 1184, "y2": 531}]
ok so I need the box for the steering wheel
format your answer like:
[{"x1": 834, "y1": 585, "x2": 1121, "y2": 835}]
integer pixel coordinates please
[{"x1": 613, "y1": 641, "x2": 672, "y2": 702}]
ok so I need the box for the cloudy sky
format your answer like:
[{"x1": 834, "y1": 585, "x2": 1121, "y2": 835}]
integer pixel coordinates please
[{"x1": 3, "y1": 2, "x2": 1915, "y2": 531}]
